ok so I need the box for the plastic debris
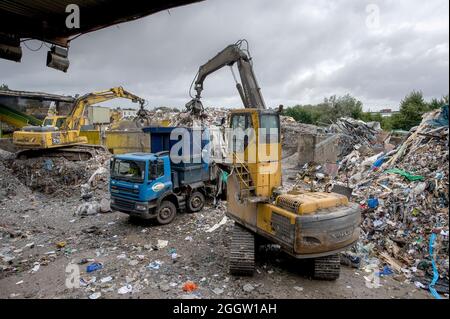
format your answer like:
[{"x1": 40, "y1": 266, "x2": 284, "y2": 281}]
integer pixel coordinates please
[
  {"x1": 212, "y1": 288, "x2": 224, "y2": 295},
  {"x1": 100, "y1": 276, "x2": 113, "y2": 283},
  {"x1": 182, "y1": 281, "x2": 198, "y2": 292},
  {"x1": 156, "y1": 240, "x2": 168, "y2": 250},
  {"x1": 118, "y1": 284, "x2": 133, "y2": 295},
  {"x1": 376, "y1": 265, "x2": 394, "y2": 277},
  {"x1": 89, "y1": 292, "x2": 101, "y2": 299},
  {"x1": 243, "y1": 284, "x2": 255, "y2": 292},
  {"x1": 147, "y1": 260, "x2": 162, "y2": 270},
  {"x1": 428, "y1": 233, "x2": 442, "y2": 299},
  {"x1": 86, "y1": 262, "x2": 103, "y2": 273},
  {"x1": 206, "y1": 216, "x2": 228, "y2": 233},
  {"x1": 385, "y1": 168, "x2": 424, "y2": 182},
  {"x1": 56, "y1": 241, "x2": 66, "y2": 248}
]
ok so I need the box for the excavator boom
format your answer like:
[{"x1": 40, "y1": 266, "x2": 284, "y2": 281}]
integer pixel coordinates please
[
  {"x1": 188, "y1": 40, "x2": 266, "y2": 113},
  {"x1": 63, "y1": 87, "x2": 145, "y2": 131}
]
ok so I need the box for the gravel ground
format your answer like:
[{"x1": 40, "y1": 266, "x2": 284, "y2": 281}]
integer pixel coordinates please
[{"x1": 0, "y1": 153, "x2": 432, "y2": 299}]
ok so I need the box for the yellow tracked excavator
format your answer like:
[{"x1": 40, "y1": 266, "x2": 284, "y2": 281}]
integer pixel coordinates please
[
  {"x1": 187, "y1": 40, "x2": 361, "y2": 280},
  {"x1": 13, "y1": 87, "x2": 145, "y2": 160}
]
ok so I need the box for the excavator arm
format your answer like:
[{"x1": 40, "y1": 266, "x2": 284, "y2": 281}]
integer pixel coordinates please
[
  {"x1": 63, "y1": 87, "x2": 145, "y2": 131},
  {"x1": 187, "y1": 40, "x2": 266, "y2": 114}
]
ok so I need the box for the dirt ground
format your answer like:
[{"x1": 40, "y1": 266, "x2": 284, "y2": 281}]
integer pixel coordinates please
[{"x1": 0, "y1": 187, "x2": 432, "y2": 299}]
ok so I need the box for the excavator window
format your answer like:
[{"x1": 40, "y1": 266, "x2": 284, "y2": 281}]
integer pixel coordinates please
[
  {"x1": 259, "y1": 113, "x2": 280, "y2": 144},
  {"x1": 230, "y1": 113, "x2": 253, "y2": 152},
  {"x1": 55, "y1": 118, "x2": 66, "y2": 128},
  {"x1": 43, "y1": 119, "x2": 53, "y2": 126}
]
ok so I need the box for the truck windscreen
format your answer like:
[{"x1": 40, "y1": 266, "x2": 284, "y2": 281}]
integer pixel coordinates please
[{"x1": 111, "y1": 159, "x2": 146, "y2": 183}]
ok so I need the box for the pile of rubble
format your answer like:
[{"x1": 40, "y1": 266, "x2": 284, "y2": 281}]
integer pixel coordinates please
[
  {"x1": 166, "y1": 107, "x2": 228, "y2": 127},
  {"x1": 295, "y1": 107, "x2": 449, "y2": 286},
  {"x1": 330, "y1": 117, "x2": 386, "y2": 158},
  {"x1": 0, "y1": 150, "x2": 31, "y2": 202},
  {"x1": 3, "y1": 152, "x2": 110, "y2": 197}
]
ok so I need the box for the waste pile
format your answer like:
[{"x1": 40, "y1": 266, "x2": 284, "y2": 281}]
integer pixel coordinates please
[
  {"x1": 294, "y1": 107, "x2": 449, "y2": 287},
  {"x1": 329, "y1": 117, "x2": 385, "y2": 157},
  {"x1": 0, "y1": 150, "x2": 31, "y2": 202},
  {"x1": 4, "y1": 153, "x2": 110, "y2": 197},
  {"x1": 167, "y1": 107, "x2": 229, "y2": 127}
]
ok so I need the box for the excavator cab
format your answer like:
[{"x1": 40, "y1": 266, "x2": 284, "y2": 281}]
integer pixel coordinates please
[{"x1": 228, "y1": 109, "x2": 281, "y2": 200}]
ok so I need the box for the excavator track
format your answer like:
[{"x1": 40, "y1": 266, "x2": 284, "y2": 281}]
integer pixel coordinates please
[
  {"x1": 16, "y1": 144, "x2": 108, "y2": 161},
  {"x1": 313, "y1": 254, "x2": 341, "y2": 280},
  {"x1": 229, "y1": 223, "x2": 255, "y2": 276}
]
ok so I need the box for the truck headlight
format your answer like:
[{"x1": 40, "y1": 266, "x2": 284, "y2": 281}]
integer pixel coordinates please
[{"x1": 135, "y1": 204, "x2": 147, "y2": 211}]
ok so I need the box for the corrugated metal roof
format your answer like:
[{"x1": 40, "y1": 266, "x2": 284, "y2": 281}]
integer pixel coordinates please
[{"x1": 0, "y1": 0, "x2": 204, "y2": 46}]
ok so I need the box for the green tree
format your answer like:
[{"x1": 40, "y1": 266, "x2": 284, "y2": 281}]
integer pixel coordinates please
[
  {"x1": 428, "y1": 94, "x2": 449, "y2": 110},
  {"x1": 284, "y1": 106, "x2": 314, "y2": 124},
  {"x1": 393, "y1": 91, "x2": 429, "y2": 130},
  {"x1": 0, "y1": 84, "x2": 9, "y2": 90},
  {"x1": 283, "y1": 94, "x2": 364, "y2": 125}
]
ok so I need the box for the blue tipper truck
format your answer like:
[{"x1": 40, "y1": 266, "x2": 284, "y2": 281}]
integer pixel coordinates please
[{"x1": 109, "y1": 127, "x2": 225, "y2": 224}]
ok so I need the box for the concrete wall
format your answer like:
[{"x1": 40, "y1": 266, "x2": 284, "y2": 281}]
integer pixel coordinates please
[{"x1": 297, "y1": 133, "x2": 338, "y2": 165}]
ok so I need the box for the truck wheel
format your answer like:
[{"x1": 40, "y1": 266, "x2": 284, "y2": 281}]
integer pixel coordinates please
[
  {"x1": 313, "y1": 254, "x2": 340, "y2": 280},
  {"x1": 156, "y1": 201, "x2": 176, "y2": 225},
  {"x1": 187, "y1": 191, "x2": 205, "y2": 213}
]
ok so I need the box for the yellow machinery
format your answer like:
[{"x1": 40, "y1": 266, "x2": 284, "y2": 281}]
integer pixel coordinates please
[
  {"x1": 13, "y1": 87, "x2": 145, "y2": 160},
  {"x1": 189, "y1": 41, "x2": 361, "y2": 279}
]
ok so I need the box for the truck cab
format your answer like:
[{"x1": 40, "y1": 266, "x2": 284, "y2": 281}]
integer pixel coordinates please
[
  {"x1": 110, "y1": 152, "x2": 181, "y2": 224},
  {"x1": 110, "y1": 151, "x2": 216, "y2": 225}
]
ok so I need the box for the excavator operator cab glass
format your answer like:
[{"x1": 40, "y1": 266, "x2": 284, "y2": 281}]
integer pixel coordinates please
[
  {"x1": 43, "y1": 118, "x2": 54, "y2": 127},
  {"x1": 230, "y1": 113, "x2": 253, "y2": 153},
  {"x1": 258, "y1": 113, "x2": 280, "y2": 144},
  {"x1": 55, "y1": 118, "x2": 66, "y2": 128}
]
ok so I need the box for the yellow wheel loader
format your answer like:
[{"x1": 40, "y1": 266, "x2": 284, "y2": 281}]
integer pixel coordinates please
[
  {"x1": 188, "y1": 40, "x2": 361, "y2": 280},
  {"x1": 13, "y1": 87, "x2": 145, "y2": 160}
]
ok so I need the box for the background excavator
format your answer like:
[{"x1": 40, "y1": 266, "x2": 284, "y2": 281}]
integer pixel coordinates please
[
  {"x1": 188, "y1": 40, "x2": 361, "y2": 280},
  {"x1": 13, "y1": 87, "x2": 145, "y2": 160}
]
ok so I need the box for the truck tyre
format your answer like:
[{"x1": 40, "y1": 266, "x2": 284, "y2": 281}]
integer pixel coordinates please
[
  {"x1": 156, "y1": 201, "x2": 176, "y2": 225},
  {"x1": 187, "y1": 191, "x2": 205, "y2": 213}
]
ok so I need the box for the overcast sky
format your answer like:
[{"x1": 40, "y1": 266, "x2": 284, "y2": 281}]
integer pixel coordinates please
[{"x1": 0, "y1": 0, "x2": 448, "y2": 111}]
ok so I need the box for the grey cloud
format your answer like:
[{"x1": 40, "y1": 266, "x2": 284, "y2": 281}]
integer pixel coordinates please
[{"x1": 0, "y1": 0, "x2": 448, "y2": 111}]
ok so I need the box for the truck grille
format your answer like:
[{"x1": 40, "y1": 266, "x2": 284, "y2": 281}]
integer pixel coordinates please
[
  {"x1": 112, "y1": 197, "x2": 135, "y2": 210},
  {"x1": 111, "y1": 186, "x2": 139, "y2": 199}
]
